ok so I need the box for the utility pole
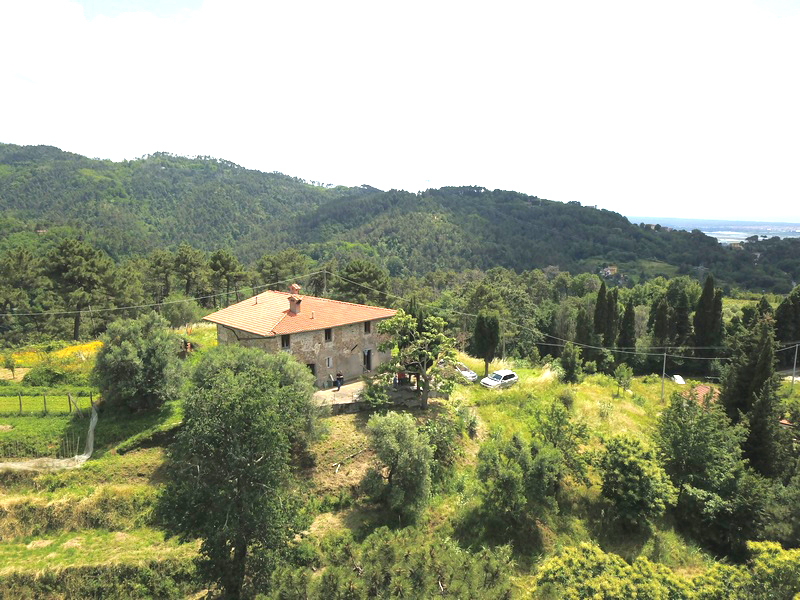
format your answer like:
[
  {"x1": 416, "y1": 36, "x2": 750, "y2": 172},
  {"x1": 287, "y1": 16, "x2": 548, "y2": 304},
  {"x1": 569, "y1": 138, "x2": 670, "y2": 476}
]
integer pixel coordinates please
[
  {"x1": 661, "y1": 351, "x2": 667, "y2": 403},
  {"x1": 792, "y1": 343, "x2": 798, "y2": 394}
]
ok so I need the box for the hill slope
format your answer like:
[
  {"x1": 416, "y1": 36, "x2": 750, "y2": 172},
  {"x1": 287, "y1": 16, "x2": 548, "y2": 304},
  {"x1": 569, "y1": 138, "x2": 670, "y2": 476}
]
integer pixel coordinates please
[{"x1": 1, "y1": 143, "x2": 797, "y2": 291}]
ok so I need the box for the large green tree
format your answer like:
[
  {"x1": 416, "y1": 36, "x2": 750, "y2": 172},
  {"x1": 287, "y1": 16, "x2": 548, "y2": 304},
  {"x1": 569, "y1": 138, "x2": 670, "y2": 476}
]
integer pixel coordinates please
[
  {"x1": 46, "y1": 238, "x2": 115, "y2": 340},
  {"x1": 92, "y1": 312, "x2": 181, "y2": 411},
  {"x1": 361, "y1": 412, "x2": 432, "y2": 521},
  {"x1": 158, "y1": 347, "x2": 313, "y2": 598},
  {"x1": 599, "y1": 434, "x2": 676, "y2": 529},
  {"x1": 332, "y1": 259, "x2": 390, "y2": 306},
  {"x1": 377, "y1": 310, "x2": 456, "y2": 408},
  {"x1": 693, "y1": 274, "x2": 723, "y2": 357},
  {"x1": 656, "y1": 393, "x2": 769, "y2": 556}
]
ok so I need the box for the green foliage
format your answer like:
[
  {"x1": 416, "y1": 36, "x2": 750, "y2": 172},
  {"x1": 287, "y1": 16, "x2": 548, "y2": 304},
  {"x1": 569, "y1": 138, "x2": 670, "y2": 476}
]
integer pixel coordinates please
[
  {"x1": 472, "y1": 311, "x2": 500, "y2": 378},
  {"x1": 190, "y1": 345, "x2": 319, "y2": 450},
  {"x1": 613, "y1": 363, "x2": 633, "y2": 396},
  {"x1": 157, "y1": 351, "x2": 310, "y2": 598},
  {"x1": 159, "y1": 293, "x2": 203, "y2": 329},
  {"x1": 269, "y1": 527, "x2": 514, "y2": 599},
  {"x1": 559, "y1": 342, "x2": 583, "y2": 383},
  {"x1": 656, "y1": 393, "x2": 768, "y2": 556},
  {"x1": 361, "y1": 412, "x2": 432, "y2": 521},
  {"x1": 535, "y1": 543, "x2": 691, "y2": 599},
  {"x1": 692, "y1": 542, "x2": 800, "y2": 599},
  {"x1": 92, "y1": 313, "x2": 181, "y2": 412},
  {"x1": 331, "y1": 259, "x2": 389, "y2": 306},
  {"x1": 377, "y1": 310, "x2": 457, "y2": 408},
  {"x1": 420, "y1": 406, "x2": 465, "y2": 484},
  {"x1": 599, "y1": 434, "x2": 676, "y2": 529},
  {"x1": 0, "y1": 558, "x2": 198, "y2": 600}
]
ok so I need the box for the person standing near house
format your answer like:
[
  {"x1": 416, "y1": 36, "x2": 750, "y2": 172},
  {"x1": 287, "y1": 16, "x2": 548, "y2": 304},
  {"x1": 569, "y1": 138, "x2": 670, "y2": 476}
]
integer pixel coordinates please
[{"x1": 336, "y1": 372, "x2": 344, "y2": 391}]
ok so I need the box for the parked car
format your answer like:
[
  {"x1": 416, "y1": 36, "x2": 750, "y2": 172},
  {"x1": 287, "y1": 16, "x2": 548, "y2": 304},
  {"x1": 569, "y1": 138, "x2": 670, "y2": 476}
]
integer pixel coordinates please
[
  {"x1": 480, "y1": 369, "x2": 518, "y2": 389},
  {"x1": 455, "y1": 362, "x2": 478, "y2": 382}
]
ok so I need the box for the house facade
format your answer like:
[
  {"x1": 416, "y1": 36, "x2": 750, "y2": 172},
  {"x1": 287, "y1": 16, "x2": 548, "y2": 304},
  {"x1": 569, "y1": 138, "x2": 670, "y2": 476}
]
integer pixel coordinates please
[{"x1": 203, "y1": 284, "x2": 396, "y2": 387}]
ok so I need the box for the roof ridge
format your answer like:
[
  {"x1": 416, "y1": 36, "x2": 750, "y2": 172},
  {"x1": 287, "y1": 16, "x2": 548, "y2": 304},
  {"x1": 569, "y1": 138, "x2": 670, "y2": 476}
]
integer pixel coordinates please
[
  {"x1": 270, "y1": 311, "x2": 289, "y2": 336},
  {"x1": 256, "y1": 289, "x2": 395, "y2": 313}
]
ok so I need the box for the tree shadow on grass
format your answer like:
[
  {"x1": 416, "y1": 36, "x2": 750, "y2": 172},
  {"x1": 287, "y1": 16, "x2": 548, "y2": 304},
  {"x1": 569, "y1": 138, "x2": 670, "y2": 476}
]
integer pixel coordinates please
[{"x1": 452, "y1": 504, "x2": 544, "y2": 571}]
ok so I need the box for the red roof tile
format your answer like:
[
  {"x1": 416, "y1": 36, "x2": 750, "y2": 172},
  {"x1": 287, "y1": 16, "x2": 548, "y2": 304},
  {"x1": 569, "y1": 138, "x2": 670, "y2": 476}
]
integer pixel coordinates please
[
  {"x1": 683, "y1": 384, "x2": 720, "y2": 404},
  {"x1": 203, "y1": 290, "x2": 396, "y2": 337}
]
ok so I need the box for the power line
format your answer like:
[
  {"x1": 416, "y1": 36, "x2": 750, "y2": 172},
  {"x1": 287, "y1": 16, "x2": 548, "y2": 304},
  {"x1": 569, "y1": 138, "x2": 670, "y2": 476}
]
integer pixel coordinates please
[
  {"x1": 0, "y1": 269, "x2": 327, "y2": 317},
  {"x1": 326, "y1": 270, "x2": 798, "y2": 363}
]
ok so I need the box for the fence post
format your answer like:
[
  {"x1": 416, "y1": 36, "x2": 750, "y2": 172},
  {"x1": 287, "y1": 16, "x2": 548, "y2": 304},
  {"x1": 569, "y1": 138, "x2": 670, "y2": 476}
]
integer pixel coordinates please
[
  {"x1": 18, "y1": 392, "x2": 22, "y2": 416},
  {"x1": 68, "y1": 392, "x2": 73, "y2": 413},
  {"x1": 43, "y1": 393, "x2": 47, "y2": 415}
]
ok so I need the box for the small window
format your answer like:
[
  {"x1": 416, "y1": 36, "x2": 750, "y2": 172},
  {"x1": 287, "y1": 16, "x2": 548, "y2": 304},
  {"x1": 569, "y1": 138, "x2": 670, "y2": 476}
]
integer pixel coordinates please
[
  {"x1": 364, "y1": 321, "x2": 371, "y2": 334},
  {"x1": 281, "y1": 334, "x2": 290, "y2": 349},
  {"x1": 326, "y1": 357, "x2": 332, "y2": 368},
  {"x1": 307, "y1": 364, "x2": 316, "y2": 376},
  {"x1": 325, "y1": 328, "x2": 332, "y2": 342}
]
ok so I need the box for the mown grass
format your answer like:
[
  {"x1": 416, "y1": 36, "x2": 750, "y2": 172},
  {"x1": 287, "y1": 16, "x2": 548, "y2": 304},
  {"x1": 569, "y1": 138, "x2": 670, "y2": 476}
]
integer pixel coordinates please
[
  {"x1": 0, "y1": 527, "x2": 197, "y2": 573},
  {"x1": 0, "y1": 395, "x2": 94, "y2": 416},
  {"x1": 0, "y1": 415, "x2": 83, "y2": 458}
]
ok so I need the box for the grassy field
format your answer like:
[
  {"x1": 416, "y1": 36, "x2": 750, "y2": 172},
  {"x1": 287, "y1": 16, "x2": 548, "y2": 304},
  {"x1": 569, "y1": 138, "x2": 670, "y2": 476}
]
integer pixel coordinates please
[{"x1": 0, "y1": 395, "x2": 94, "y2": 416}]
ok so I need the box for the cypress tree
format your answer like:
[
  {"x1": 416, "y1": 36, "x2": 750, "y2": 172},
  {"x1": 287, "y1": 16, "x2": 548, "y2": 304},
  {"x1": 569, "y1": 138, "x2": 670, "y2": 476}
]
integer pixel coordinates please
[
  {"x1": 693, "y1": 274, "x2": 723, "y2": 358},
  {"x1": 594, "y1": 282, "x2": 607, "y2": 339},
  {"x1": 674, "y1": 291, "x2": 691, "y2": 346},
  {"x1": 651, "y1": 297, "x2": 671, "y2": 346},
  {"x1": 617, "y1": 299, "x2": 636, "y2": 350},
  {"x1": 575, "y1": 306, "x2": 593, "y2": 348},
  {"x1": 604, "y1": 287, "x2": 619, "y2": 347},
  {"x1": 473, "y1": 311, "x2": 501, "y2": 377},
  {"x1": 721, "y1": 317, "x2": 777, "y2": 424}
]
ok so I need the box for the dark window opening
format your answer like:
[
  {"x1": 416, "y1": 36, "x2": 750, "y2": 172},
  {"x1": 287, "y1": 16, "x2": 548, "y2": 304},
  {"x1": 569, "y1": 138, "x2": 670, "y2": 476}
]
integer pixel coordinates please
[
  {"x1": 325, "y1": 328, "x2": 332, "y2": 342},
  {"x1": 281, "y1": 334, "x2": 290, "y2": 349},
  {"x1": 364, "y1": 321, "x2": 371, "y2": 334},
  {"x1": 307, "y1": 364, "x2": 316, "y2": 376}
]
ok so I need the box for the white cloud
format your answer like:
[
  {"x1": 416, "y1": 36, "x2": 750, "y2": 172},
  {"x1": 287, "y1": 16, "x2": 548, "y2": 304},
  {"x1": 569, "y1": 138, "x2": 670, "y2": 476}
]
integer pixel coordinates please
[{"x1": 1, "y1": 0, "x2": 798, "y2": 220}]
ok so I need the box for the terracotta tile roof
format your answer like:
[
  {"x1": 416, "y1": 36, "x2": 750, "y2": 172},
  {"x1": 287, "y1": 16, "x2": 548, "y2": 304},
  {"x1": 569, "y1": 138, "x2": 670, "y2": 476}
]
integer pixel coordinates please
[
  {"x1": 683, "y1": 384, "x2": 720, "y2": 405},
  {"x1": 203, "y1": 290, "x2": 396, "y2": 337}
]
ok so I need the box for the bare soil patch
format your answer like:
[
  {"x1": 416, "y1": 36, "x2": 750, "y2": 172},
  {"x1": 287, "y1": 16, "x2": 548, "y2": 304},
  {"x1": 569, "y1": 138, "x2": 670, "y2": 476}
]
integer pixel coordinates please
[
  {"x1": 0, "y1": 367, "x2": 29, "y2": 381},
  {"x1": 0, "y1": 425, "x2": 12, "y2": 432},
  {"x1": 26, "y1": 540, "x2": 53, "y2": 549},
  {"x1": 62, "y1": 537, "x2": 83, "y2": 549}
]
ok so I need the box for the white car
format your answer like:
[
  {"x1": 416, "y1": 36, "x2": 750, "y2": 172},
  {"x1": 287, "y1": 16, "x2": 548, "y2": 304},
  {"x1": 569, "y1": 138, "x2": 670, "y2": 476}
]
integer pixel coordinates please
[
  {"x1": 455, "y1": 362, "x2": 478, "y2": 382},
  {"x1": 480, "y1": 369, "x2": 518, "y2": 389}
]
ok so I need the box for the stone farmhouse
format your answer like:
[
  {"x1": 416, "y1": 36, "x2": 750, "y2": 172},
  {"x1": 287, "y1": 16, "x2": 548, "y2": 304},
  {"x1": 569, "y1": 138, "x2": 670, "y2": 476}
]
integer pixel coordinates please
[{"x1": 203, "y1": 284, "x2": 397, "y2": 387}]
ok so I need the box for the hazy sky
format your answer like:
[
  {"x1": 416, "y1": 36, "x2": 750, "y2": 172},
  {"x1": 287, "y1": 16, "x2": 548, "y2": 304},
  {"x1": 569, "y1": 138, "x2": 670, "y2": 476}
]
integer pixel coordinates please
[{"x1": 3, "y1": 0, "x2": 799, "y2": 221}]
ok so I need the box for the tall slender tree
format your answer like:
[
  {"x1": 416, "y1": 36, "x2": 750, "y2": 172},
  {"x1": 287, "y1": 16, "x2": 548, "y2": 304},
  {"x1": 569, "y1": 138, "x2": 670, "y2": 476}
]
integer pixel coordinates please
[
  {"x1": 617, "y1": 299, "x2": 636, "y2": 351},
  {"x1": 473, "y1": 311, "x2": 501, "y2": 377}
]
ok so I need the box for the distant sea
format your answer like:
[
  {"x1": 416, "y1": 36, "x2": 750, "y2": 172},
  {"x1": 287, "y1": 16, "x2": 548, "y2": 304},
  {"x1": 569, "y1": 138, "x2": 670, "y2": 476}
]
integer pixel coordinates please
[{"x1": 628, "y1": 217, "x2": 800, "y2": 244}]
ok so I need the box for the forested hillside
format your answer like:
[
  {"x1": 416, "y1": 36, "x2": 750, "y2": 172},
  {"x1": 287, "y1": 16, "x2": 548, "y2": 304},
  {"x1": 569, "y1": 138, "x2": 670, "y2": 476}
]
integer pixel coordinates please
[{"x1": 1, "y1": 143, "x2": 798, "y2": 292}]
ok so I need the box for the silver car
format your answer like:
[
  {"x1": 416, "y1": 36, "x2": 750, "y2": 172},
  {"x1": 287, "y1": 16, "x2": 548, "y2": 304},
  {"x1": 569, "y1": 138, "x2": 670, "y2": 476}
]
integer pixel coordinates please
[{"x1": 480, "y1": 369, "x2": 518, "y2": 389}]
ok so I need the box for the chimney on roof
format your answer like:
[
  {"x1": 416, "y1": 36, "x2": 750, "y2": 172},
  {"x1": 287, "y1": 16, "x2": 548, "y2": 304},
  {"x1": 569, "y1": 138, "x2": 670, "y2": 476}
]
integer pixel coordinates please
[{"x1": 288, "y1": 283, "x2": 302, "y2": 315}]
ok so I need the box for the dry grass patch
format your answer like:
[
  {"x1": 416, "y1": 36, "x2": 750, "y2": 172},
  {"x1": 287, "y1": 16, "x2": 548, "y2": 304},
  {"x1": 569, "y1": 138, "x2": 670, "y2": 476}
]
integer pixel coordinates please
[{"x1": 308, "y1": 414, "x2": 374, "y2": 495}]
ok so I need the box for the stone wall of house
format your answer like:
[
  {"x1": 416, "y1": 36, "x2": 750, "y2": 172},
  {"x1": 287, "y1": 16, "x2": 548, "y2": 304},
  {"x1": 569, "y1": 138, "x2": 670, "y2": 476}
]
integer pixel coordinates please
[{"x1": 216, "y1": 319, "x2": 392, "y2": 387}]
